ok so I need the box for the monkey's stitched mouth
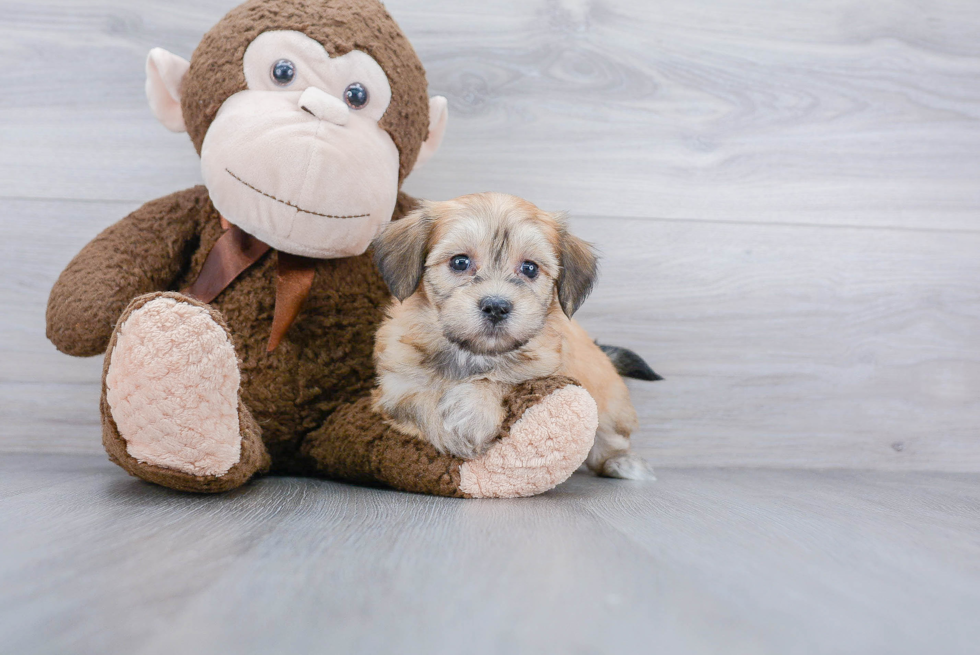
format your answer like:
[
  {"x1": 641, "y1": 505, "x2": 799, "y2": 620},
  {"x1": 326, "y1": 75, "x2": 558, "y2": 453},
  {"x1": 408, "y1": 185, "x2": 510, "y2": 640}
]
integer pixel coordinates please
[{"x1": 226, "y1": 169, "x2": 370, "y2": 219}]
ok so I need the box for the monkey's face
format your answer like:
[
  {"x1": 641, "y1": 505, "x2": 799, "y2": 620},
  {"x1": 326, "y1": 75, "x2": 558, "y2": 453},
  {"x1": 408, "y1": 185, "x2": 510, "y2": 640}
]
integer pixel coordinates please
[
  {"x1": 146, "y1": 1, "x2": 448, "y2": 260},
  {"x1": 200, "y1": 31, "x2": 400, "y2": 259}
]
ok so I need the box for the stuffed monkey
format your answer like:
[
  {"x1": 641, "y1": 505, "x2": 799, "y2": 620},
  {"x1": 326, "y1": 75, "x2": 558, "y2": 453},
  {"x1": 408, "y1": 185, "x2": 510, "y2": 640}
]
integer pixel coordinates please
[{"x1": 46, "y1": 0, "x2": 599, "y2": 498}]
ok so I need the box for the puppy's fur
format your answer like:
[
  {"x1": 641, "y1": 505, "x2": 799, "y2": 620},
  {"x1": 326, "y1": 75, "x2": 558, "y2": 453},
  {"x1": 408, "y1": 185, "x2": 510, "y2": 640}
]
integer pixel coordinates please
[{"x1": 371, "y1": 193, "x2": 653, "y2": 479}]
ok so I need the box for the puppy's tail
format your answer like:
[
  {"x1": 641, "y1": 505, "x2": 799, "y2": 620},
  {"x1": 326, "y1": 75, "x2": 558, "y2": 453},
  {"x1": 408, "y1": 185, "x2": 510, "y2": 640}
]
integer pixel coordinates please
[{"x1": 598, "y1": 343, "x2": 664, "y2": 381}]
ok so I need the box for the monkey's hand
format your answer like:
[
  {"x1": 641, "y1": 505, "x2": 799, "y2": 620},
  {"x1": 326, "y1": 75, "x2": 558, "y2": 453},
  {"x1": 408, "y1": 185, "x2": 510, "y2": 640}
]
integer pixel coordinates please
[
  {"x1": 47, "y1": 187, "x2": 209, "y2": 357},
  {"x1": 436, "y1": 381, "x2": 507, "y2": 459}
]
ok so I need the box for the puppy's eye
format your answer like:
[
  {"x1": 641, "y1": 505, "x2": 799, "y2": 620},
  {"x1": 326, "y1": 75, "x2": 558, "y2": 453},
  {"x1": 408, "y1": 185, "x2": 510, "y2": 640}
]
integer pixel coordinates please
[
  {"x1": 272, "y1": 59, "x2": 296, "y2": 86},
  {"x1": 520, "y1": 261, "x2": 539, "y2": 279},
  {"x1": 344, "y1": 82, "x2": 369, "y2": 109},
  {"x1": 450, "y1": 255, "x2": 471, "y2": 272}
]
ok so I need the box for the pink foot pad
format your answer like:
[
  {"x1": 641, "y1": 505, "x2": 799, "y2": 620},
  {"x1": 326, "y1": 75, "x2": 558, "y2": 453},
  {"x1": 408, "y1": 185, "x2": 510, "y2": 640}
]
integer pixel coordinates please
[
  {"x1": 459, "y1": 385, "x2": 598, "y2": 498},
  {"x1": 105, "y1": 296, "x2": 242, "y2": 476}
]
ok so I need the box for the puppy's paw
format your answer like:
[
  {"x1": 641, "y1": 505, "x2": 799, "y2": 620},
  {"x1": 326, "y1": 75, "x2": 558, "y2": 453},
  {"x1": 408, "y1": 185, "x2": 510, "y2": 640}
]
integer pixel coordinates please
[
  {"x1": 441, "y1": 426, "x2": 497, "y2": 460},
  {"x1": 599, "y1": 452, "x2": 656, "y2": 481},
  {"x1": 441, "y1": 417, "x2": 501, "y2": 458},
  {"x1": 437, "y1": 383, "x2": 505, "y2": 459}
]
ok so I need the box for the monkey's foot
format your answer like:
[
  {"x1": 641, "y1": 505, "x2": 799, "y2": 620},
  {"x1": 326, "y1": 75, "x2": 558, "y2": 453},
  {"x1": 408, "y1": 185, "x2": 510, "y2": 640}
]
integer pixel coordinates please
[
  {"x1": 102, "y1": 292, "x2": 269, "y2": 492},
  {"x1": 458, "y1": 377, "x2": 598, "y2": 498}
]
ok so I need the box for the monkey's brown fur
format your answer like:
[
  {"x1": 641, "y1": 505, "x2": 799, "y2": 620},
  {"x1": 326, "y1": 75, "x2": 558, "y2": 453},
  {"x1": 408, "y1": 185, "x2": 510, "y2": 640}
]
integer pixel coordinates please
[{"x1": 46, "y1": 0, "x2": 587, "y2": 497}]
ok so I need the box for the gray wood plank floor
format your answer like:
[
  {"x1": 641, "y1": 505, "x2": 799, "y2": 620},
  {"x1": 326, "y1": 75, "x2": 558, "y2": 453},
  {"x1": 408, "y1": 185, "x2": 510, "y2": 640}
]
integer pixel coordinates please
[
  {"x1": 1, "y1": 454, "x2": 978, "y2": 655},
  {"x1": 2, "y1": 0, "x2": 979, "y2": 469},
  {"x1": 2, "y1": 3, "x2": 979, "y2": 651}
]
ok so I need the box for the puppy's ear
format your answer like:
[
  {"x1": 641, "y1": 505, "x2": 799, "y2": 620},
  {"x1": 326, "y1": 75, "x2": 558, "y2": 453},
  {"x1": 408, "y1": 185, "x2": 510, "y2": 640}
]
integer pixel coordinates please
[
  {"x1": 556, "y1": 217, "x2": 599, "y2": 317},
  {"x1": 372, "y1": 205, "x2": 434, "y2": 301}
]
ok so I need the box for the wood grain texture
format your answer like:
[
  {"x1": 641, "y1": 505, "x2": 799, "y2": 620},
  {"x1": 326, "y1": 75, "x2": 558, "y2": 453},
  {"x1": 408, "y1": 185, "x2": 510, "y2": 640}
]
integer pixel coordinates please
[
  {"x1": 4, "y1": 198, "x2": 978, "y2": 469},
  {"x1": 0, "y1": 0, "x2": 979, "y2": 228},
  {"x1": 1, "y1": 454, "x2": 978, "y2": 655},
  {"x1": 3, "y1": 4, "x2": 978, "y2": 652},
  {"x1": 572, "y1": 216, "x2": 980, "y2": 470},
  {"x1": 1, "y1": 0, "x2": 979, "y2": 470}
]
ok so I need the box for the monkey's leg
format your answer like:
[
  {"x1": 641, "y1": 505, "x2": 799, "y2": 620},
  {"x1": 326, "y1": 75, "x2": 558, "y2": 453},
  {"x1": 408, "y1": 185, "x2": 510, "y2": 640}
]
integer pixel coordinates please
[
  {"x1": 301, "y1": 376, "x2": 598, "y2": 498},
  {"x1": 101, "y1": 292, "x2": 270, "y2": 493}
]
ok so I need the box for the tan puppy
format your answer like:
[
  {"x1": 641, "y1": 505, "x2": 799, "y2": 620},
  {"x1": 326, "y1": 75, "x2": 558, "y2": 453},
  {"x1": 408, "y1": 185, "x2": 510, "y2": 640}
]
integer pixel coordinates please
[{"x1": 371, "y1": 192, "x2": 655, "y2": 479}]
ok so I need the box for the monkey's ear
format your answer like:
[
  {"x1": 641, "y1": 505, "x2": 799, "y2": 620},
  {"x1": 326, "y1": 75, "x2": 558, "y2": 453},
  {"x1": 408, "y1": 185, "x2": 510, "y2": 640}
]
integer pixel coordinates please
[
  {"x1": 556, "y1": 222, "x2": 599, "y2": 318},
  {"x1": 146, "y1": 48, "x2": 190, "y2": 133},
  {"x1": 412, "y1": 97, "x2": 449, "y2": 172},
  {"x1": 372, "y1": 205, "x2": 435, "y2": 301}
]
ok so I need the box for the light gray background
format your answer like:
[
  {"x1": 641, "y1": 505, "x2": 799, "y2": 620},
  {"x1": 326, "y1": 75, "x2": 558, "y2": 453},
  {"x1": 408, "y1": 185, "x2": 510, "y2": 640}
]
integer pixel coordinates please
[{"x1": 1, "y1": 1, "x2": 978, "y2": 653}]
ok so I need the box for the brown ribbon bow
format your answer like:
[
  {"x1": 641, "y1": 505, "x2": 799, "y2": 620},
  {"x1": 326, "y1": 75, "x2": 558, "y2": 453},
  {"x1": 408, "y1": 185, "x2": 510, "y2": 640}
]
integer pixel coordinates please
[{"x1": 182, "y1": 223, "x2": 317, "y2": 352}]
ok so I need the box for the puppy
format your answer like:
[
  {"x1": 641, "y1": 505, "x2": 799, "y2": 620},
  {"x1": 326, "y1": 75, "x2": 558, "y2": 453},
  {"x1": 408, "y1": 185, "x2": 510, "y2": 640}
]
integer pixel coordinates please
[{"x1": 371, "y1": 192, "x2": 654, "y2": 479}]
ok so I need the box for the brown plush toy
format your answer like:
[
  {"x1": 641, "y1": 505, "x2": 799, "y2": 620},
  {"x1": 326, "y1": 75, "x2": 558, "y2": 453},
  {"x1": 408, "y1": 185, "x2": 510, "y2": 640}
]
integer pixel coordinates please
[{"x1": 46, "y1": 0, "x2": 600, "y2": 498}]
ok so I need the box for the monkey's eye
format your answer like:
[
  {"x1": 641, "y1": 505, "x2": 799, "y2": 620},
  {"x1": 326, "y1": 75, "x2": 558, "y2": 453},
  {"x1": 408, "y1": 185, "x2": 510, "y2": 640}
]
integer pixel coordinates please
[
  {"x1": 271, "y1": 59, "x2": 296, "y2": 86},
  {"x1": 344, "y1": 83, "x2": 369, "y2": 109},
  {"x1": 450, "y1": 255, "x2": 471, "y2": 272},
  {"x1": 520, "y1": 261, "x2": 539, "y2": 279}
]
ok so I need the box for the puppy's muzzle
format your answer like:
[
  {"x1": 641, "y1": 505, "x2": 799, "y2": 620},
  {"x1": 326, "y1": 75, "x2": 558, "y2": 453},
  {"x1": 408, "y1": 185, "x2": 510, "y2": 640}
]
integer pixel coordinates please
[{"x1": 480, "y1": 296, "x2": 512, "y2": 325}]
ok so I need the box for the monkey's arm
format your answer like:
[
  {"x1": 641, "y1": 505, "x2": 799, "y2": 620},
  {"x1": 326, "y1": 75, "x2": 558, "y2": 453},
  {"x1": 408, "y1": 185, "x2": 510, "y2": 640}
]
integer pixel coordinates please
[
  {"x1": 47, "y1": 187, "x2": 210, "y2": 357},
  {"x1": 302, "y1": 376, "x2": 598, "y2": 498}
]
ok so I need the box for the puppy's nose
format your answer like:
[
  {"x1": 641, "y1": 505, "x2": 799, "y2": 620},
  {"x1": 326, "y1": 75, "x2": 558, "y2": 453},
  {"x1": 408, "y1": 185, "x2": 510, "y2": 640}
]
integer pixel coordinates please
[
  {"x1": 480, "y1": 297, "x2": 513, "y2": 325},
  {"x1": 299, "y1": 87, "x2": 350, "y2": 126}
]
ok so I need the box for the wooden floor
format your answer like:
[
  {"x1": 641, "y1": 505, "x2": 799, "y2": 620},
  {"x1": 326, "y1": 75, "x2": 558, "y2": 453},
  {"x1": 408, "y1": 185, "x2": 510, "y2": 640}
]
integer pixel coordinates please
[
  {"x1": 1, "y1": 454, "x2": 978, "y2": 655},
  {"x1": 1, "y1": 1, "x2": 979, "y2": 652}
]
